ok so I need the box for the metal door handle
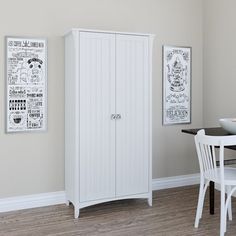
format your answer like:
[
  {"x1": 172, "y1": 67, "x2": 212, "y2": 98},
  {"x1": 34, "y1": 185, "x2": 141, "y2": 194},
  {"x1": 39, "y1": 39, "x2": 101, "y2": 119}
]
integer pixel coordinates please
[
  {"x1": 111, "y1": 114, "x2": 116, "y2": 120},
  {"x1": 111, "y1": 114, "x2": 121, "y2": 120}
]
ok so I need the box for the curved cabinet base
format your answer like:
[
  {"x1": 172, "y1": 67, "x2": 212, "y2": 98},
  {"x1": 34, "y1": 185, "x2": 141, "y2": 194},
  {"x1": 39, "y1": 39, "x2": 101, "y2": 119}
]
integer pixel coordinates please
[{"x1": 67, "y1": 192, "x2": 152, "y2": 218}]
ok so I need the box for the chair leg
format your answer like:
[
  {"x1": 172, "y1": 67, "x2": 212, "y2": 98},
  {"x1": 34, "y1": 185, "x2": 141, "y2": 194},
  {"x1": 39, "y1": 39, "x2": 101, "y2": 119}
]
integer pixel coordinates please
[
  {"x1": 195, "y1": 178, "x2": 206, "y2": 228},
  {"x1": 220, "y1": 186, "x2": 226, "y2": 236},
  {"x1": 224, "y1": 185, "x2": 235, "y2": 233},
  {"x1": 226, "y1": 185, "x2": 232, "y2": 221},
  {"x1": 200, "y1": 180, "x2": 209, "y2": 219}
]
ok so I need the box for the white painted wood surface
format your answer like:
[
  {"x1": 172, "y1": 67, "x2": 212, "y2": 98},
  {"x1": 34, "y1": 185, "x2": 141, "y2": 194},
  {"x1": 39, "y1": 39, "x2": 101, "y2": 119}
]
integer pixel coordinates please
[
  {"x1": 79, "y1": 32, "x2": 116, "y2": 202},
  {"x1": 115, "y1": 34, "x2": 149, "y2": 197},
  {"x1": 64, "y1": 29, "x2": 154, "y2": 217},
  {"x1": 65, "y1": 32, "x2": 77, "y2": 206}
]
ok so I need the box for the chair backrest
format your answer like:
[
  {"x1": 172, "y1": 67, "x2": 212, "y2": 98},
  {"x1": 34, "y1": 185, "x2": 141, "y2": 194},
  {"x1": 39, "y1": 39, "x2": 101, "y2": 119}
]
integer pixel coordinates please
[{"x1": 195, "y1": 129, "x2": 236, "y2": 181}]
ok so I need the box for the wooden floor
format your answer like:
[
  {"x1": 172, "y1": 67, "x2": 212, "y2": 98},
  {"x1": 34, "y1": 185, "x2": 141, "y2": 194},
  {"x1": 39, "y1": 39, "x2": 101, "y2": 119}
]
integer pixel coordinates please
[{"x1": 1, "y1": 185, "x2": 236, "y2": 235}]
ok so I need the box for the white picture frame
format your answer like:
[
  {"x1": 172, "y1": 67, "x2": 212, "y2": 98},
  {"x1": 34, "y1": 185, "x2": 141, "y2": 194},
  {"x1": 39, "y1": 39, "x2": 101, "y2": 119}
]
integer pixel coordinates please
[
  {"x1": 5, "y1": 36, "x2": 47, "y2": 133},
  {"x1": 162, "y1": 45, "x2": 192, "y2": 125}
]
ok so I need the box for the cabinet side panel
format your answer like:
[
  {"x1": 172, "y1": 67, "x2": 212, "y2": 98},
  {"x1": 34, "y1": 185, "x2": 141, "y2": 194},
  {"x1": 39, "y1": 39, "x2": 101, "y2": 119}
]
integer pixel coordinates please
[
  {"x1": 65, "y1": 33, "x2": 76, "y2": 203},
  {"x1": 79, "y1": 32, "x2": 116, "y2": 202},
  {"x1": 116, "y1": 35, "x2": 150, "y2": 197}
]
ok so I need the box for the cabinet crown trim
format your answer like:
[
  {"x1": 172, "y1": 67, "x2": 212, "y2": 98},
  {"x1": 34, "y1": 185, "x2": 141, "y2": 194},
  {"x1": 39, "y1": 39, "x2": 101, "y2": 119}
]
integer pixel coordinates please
[{"x1": 64, "y1": 28, "x2": 155, "y2": 38}]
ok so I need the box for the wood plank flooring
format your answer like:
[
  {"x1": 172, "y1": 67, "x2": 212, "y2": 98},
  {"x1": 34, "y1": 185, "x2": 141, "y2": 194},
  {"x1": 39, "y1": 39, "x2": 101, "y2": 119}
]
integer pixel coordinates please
[{"x1": 1, "y1": 185, "x2": 236, "y2": 235}]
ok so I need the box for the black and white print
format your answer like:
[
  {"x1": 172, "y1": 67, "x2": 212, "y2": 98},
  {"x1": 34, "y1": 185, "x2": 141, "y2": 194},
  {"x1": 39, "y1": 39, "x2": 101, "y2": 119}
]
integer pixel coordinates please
[
  {"x1": 163, "y1": 46, "x2": 191, "y2": 125},
  {"x1": 6, "y1": 37, "x2": 47, "y2": 132}
]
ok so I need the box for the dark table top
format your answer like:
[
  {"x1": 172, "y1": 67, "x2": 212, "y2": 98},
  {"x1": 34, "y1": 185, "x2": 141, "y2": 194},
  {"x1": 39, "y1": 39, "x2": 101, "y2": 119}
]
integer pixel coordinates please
[
  {"x1": 182, "y1": 127, "x2": 230, "y2": 136},
  {"x1": 182, "y1": 127, "x2": 236, "y2": 151}
]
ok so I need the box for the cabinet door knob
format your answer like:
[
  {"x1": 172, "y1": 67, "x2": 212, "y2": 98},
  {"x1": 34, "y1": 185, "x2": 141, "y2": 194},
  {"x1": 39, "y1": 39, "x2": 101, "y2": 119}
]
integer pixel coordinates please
[
  {"x1": 116, "y1": 114, "x2": 121, "y2": 119},
  {"x1": 111, "y1": 114, "x2": 116, "y2": 120}
]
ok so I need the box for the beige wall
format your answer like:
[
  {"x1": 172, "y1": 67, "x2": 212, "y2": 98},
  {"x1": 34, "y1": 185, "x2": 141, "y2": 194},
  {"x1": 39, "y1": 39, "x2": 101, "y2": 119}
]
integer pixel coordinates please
[
  {"x1": 203, "y1": 0, "x2": 236, "y2": 126},
  {"x1": 0, "y1": 0, "x2": 203, "y2": 198}
]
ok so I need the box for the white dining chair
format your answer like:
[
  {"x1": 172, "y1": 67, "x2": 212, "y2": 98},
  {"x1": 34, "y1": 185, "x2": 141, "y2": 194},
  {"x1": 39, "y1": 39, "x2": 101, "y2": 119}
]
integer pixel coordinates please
[{"x1": 194, "y1": 129, "x2": 236, "y2": 236}]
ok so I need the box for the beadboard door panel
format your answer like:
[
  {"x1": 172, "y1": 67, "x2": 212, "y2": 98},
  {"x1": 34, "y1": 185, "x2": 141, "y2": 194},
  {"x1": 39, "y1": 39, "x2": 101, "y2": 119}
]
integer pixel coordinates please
[
  {"x1": 79, "y1": 32, "x2": 116, "y2": 202},
  {"x1": 115, "y1": 34, "x2": 150, "y2": 197}
]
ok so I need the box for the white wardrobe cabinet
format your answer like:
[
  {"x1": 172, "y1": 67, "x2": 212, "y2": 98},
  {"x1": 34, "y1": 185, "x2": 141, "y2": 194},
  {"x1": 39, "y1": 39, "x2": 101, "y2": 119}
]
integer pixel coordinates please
[{"x1": 65, "y1": 29, "x2": 154, "y2": 218}]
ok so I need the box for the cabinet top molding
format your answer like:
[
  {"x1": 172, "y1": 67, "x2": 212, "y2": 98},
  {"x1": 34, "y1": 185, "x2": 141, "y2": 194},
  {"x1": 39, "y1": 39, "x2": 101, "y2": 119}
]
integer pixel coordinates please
[{"x1": 64, "y1": 28, "x2": 155, "y2": 38}]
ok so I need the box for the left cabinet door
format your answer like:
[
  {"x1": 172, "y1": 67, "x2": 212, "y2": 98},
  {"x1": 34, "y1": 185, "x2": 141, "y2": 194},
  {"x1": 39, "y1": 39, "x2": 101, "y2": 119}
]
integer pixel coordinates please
[{"x1": 79, "y1": 32, "x2": 116, "y2": 202}]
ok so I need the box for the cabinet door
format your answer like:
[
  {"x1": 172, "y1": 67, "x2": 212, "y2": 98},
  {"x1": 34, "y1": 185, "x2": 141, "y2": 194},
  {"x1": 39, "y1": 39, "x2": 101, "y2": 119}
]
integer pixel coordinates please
[
  {"x1": 116, "y1": 34, "x2": 150, "y2": 197},
  {"x1": 79, "y1": 32, "x2": 116, "y2": 202}
]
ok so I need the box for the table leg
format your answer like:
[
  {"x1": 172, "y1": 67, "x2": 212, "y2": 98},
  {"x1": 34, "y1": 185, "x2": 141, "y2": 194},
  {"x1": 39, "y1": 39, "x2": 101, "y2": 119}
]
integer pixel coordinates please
[{"x1": 210, "y1": 181, "x2": 214, "y2": 215}]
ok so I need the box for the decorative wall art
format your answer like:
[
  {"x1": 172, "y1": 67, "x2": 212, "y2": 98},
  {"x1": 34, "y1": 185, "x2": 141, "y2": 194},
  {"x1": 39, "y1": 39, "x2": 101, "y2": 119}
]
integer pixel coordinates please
[
  {"x1": 6, "y1": 36, "x2": 47, "y2": 132},
  {"x1": 162, "y1": 45, "x2": 191, "y2": 125}
]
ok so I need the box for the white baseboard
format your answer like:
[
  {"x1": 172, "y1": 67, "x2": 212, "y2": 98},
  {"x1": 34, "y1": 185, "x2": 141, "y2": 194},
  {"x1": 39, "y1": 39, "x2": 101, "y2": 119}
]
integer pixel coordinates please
[
  {"x1": 152, "y1": 173, "x2": 200, "y2": 191},
  {"x1": 0, "y1": 174, "x2": 200, "y2": 214},
  {"x1": 0, "y1": 191, "x2": 66, "y2": 213}
]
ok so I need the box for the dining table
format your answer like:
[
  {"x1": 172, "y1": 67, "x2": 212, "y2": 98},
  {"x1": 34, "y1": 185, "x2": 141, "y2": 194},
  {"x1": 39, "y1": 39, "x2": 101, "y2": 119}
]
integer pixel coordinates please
[{"x1": 182, "y1": 127, "x2": 236, "y2": 215}]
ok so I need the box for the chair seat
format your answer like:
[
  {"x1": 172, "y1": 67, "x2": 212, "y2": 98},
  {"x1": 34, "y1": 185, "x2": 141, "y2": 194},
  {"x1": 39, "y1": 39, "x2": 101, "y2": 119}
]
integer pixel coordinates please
[{"x1": 205, "y1": 167, "x2": 236, "y2": 185}]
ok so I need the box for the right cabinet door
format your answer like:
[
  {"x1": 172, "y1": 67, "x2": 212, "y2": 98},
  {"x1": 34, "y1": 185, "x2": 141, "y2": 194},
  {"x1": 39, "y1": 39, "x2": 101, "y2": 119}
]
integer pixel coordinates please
[{"x1": 115, "y1": 34, "x2": 150, "y2": 197}]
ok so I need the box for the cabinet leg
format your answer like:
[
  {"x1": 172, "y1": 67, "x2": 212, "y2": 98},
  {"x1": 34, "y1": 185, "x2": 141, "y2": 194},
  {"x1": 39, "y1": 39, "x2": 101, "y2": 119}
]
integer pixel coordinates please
[
  {"x1": 74, "y1": 207, "x2": 80, "y2": 218},
  {"x1": 148, "y1": 196, "x2": 152, "y2": 207}
]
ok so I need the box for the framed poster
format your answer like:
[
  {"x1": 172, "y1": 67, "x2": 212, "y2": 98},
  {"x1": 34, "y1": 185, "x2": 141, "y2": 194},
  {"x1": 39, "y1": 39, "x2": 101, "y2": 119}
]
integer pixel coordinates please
[
  {"x1": 5, "y1": 36, "x2": 47, "y2": 133},
  {"x1": 162, "y1": 45, "x2": 191, "y2": 125}
]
